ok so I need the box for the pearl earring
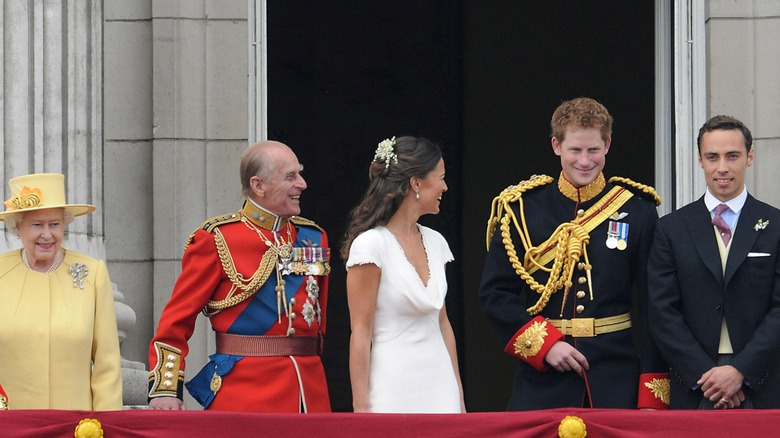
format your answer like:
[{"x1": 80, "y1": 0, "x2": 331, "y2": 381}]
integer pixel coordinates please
[{"x1": 415, "y1": 188, "x2": 420, "y2": 200}]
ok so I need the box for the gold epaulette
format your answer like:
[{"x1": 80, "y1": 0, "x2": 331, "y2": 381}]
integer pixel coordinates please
[
  {"x1": 201, "y1": 213, "x2": 241, "y2": 233},
  {"x1": 184, "y1": 213, "x2": 241, "y2": 249},
  {"x1": 609, "y1": 176, "x2": 662, "y2": 206},
  {"x1": 485, "y1": 174, "x2": 554, "y2": 249},
  {"x1": 291, "y1": 215, "x2": 324, "y2": 233}
]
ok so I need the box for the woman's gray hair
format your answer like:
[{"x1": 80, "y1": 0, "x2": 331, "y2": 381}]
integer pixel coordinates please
[{"x1": 3, "y1": 208, "x2": 74, "y2": 236}]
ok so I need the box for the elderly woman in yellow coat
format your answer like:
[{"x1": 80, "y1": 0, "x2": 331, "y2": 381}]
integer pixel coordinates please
[{"x1": 0, "y1": 173, "x2": 122, "y2": 410}]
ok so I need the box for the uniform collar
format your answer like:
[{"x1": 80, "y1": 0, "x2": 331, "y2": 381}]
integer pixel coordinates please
[
  {"x1": 557, "y1": 172, "x2": 606, "y2": 202},
  {"x1": 240, "y1": 198, "x2": 290, "y2": 231}
]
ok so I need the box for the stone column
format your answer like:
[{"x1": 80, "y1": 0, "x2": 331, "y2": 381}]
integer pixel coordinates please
[
  {"x1": 0, "y1": 0, "x2": 103, "y2": 257},
  {"x1": 151, "y1": 0, "x2": 248, "y2": 408}
]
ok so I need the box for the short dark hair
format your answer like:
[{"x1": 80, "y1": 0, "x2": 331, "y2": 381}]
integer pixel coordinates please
[{"x1": 696, "y1": 115, "x2": 753, "y2": 153}]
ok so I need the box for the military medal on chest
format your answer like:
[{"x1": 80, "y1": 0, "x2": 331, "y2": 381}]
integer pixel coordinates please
[{"x1": 606, "y1": 212, "x2": 629, "y2": 251}]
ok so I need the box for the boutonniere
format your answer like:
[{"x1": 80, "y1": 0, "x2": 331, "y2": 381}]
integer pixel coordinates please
[{"x1": 754, "y1": 219, "x2": 769, "y2": 231}]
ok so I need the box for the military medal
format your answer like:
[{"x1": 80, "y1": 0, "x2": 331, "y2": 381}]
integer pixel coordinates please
[
  {"x1": 606, "y1": 220, "x2": 629, "y2": 250},
  {"x1": 606, "y1": 221, "x2": 619, "y2": 249},
  {"x1": 210, "y1": 372, "x2": 222, "y2": 393},
  {"x1": 616, "y1": 221, "x2": 629, "y2": 251}
]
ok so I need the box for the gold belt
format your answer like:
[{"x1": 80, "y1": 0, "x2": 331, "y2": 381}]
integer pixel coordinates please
[
  {"x1": 216, "y1": 333, "x2": 321, "y2": 356},
  {"x1": 547, "y1": 312, "x2": 631, "y2": 337}
]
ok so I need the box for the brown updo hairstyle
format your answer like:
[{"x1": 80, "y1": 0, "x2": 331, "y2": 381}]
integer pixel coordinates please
[{"x1": 341, "y1": 136, "x2": 442, "y2": 260}]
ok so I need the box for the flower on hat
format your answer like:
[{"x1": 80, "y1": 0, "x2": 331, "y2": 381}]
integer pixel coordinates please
[
  {"x1": 754, "y1": 219, "x2": 769, "y2": 231},
  {"x1": 373, "y1": 136, "x2": 398, "y2": 169},
  {"x1": 4, "y1": 186, "x2": 43, "y2": 211}
]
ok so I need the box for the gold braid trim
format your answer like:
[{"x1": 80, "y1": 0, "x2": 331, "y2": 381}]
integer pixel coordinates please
[
  {"x1": 609, "y1": 176, "x2": 662, "y2": 206},
  {"x1": 487, "y1": 174, "x2": 636, "y2": 316},
  {"x1": 205, "y1": 228, "x2": 277, "y2": 314},
  {"x1": 500, "y1": 215, "x2": 590, "y2": 315},
  {"x1": 485, "y1": 174, "x2": 554, "y2": 250}
]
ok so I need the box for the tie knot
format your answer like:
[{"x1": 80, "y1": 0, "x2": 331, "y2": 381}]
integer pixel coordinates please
[{"x1": 715, "y1": 203, "x2": 729, "y2": 216}]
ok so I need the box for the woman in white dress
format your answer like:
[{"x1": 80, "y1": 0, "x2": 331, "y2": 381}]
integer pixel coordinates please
[{"x1": 342, "y1": 136, "x2": 464, "y2": 413}]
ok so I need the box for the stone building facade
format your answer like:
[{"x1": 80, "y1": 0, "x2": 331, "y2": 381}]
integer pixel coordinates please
[{"x1": 1, "y1": 1, "x2": 777, "y2": 409}]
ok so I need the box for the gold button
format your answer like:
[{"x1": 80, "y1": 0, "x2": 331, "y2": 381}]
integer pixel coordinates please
[
  {"x1": 525, "y1": 340, "x2": 532, "y2": 348},
  {"x1": 165, "y1": 362, "x2": 175, "y2": 370},
  {"x1": 577, "y1": 277, "x2": 586, "y2": 285},
  {"x1": 167, "y1": 354, "x2": 176, "y2": 362},
  {"x1": 577, "y1": 209, "x2": 585, "y2": 217},
  {"x1": 576, "y1": 305, "x2": 585, "y2": 313},
  {"x1": 290, "y1": 298, "x2": 297, "y2": 306},
  {"x1": 287, "y1": 328, "x2": 296, "y2": 336},
  {"x1": 163, "y1": 380, "x2": 172, "y2": 388},
  {"x1": 576, "y1": 291, "x2": 586, "y2": 299},
  {"x1": 164, "y1": 372, "x2": 173, "y2": 379},
  {"x1": 290, "y1": 312, "x2": 297, "y2": 320},
  {"x1": 578, "y1": 262, "x2": 586, "y2": 270}
]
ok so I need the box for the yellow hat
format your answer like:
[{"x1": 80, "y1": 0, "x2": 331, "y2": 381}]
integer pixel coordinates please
[{"x1": 0, "y1": 173, "x2": 95, "y2": 221}]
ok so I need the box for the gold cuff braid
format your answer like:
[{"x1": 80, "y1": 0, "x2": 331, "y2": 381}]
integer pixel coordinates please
[{"x1": 148, "y1": 342, "x2": 184, "y2": 398}]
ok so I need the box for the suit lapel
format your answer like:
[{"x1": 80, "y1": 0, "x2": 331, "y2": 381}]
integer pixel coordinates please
[
  {"x1": 685, "y1": 198, "x2": 724, "y2": 283},
  {"x1": 724, "y1": 195, "x2": 761, "y2": 285}
]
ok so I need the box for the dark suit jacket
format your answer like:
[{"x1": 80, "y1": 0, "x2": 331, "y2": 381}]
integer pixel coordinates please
[
  {"x1": 480, "y1": 178, "x2": 667, "y2": 410},
  {"x1": 648, "y1": 195, "x2": 780, "y2": 408}
]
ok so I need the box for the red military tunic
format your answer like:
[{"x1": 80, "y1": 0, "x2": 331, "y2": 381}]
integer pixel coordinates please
[{"x1": 148, "y1": 200, "x2": 331, "y2": 412}]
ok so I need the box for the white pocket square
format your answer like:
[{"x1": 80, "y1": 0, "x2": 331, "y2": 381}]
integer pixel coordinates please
[{"x1": 747, "y1": 252, "x2": 771, "y2": 257}]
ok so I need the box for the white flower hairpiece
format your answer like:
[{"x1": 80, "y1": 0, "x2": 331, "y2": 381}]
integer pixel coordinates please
[
  {"x1": 754, "y1": 219, "x2": 769, "y2": 231},
  {"x1": 373, "y1": 136, "x2": 398, "y2": 169}
]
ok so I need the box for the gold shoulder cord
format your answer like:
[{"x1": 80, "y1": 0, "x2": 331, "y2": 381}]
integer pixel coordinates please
[
  {"x1": 608, "y1": 176, "x2": 662, "y2": 206},
  {"x1": 486, "y1": 175, "x2": 571, "y2": 315},
  {"x1": 204, "y1": 228, "x2": 277, "y2": 316},
  {"x1": 485, "y1": 174, "x2": 638, "y2": 316}
]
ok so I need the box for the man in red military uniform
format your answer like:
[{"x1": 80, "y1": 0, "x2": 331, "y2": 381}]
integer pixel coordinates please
[{"x1": 148, "y1": 141, "x2": 331, "y2": 412}]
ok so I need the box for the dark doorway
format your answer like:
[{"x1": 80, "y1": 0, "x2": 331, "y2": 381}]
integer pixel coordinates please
[{"x1": 268, "y1": 1, "x2": 655, "y2": 412}]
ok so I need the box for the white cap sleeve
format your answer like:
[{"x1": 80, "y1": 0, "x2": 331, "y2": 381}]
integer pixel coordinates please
[{"x1": 345, "y1": 228, "x2": 384, "y2": 270}]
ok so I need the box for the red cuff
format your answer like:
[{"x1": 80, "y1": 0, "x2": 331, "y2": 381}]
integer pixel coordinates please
[
  {"x1": 638, "y1": 372, "x2": 670, "y2": 409},
  {"x1": 503, "y1": 316, "x2": 564, "y2": 371},
  {"x1": 0, "y1": 383, "x2": 8, "y2": 410}
]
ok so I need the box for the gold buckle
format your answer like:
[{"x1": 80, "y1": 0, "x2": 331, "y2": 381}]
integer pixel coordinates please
[{"x1": 571, "y1": 318, "x2": 595, "y2": 337}]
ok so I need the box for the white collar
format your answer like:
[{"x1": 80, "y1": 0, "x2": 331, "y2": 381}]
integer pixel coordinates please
[{"x1": 704, "y1": 186, "x2": 747, "y2": 214}]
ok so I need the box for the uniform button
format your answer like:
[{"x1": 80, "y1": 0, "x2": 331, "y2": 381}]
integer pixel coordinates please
[
  {"x1": 525, "y1": 340, "x2": 532, "y2": 348},
  {"x1": 167, "y1": 354, "x2": 176, "y2": 362},
  {"x1": 163, "y1": 380, "x2": 173, "y2": 388},
  {"x1": 165, "y1": 362, "x2": 175, "y2": 370},
  {"x1": 290, "y1": 312, "x2": 297, "y2": 320},
  {"x1": 576, "y1": 291, "x2": 586, "y2": 299},
  {"x1": 577, "y1": 277, "x2": 586, "y2": 285},
  {"x1": 287, "y1": 328, "x2": 296, "y2": 336},
  {"x1": 577, "y1": 209, "x2": 585, "y2": 217},
  {"x1": 576, "y1": 305, "x2": 585, "y2": 313},
  {"x1": 290, "y1": 298, "x2": 297, "y2": 306},
  {"x1": 164, "y1": 372, "x2": 173, "y2": 379},
  {"x1": 578, "y1": 262, "x2": 586, "y2": 270}
]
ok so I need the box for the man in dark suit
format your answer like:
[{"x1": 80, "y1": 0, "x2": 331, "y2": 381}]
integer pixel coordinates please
[{"x1": 648, "y1": 115, "x2": 780, "y2": 409}]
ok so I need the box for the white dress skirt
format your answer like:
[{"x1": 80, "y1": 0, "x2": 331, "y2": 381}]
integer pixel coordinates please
[{"x1": 346, "y1": 225, "x2": 460, "y2": 413}]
